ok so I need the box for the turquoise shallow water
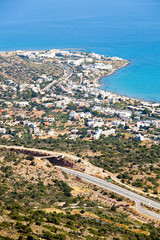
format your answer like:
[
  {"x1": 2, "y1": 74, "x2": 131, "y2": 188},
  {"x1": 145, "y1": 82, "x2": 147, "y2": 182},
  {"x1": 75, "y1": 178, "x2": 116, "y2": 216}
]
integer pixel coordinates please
[{"x1": 0, "y1": 0, "x2": 160, "y2": 102}]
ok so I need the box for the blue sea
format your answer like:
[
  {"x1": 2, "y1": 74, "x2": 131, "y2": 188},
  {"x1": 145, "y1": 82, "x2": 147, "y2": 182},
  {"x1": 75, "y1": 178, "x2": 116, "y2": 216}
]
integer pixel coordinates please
[{"x1": 0, "y1": 0, "x2": 160, "y2": 102}]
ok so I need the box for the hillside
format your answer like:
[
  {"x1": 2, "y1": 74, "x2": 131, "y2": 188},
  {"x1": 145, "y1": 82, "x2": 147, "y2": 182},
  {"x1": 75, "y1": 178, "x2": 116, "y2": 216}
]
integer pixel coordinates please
[{"x1": 0, "y1": 149, "x2": 160, "y2": 240}]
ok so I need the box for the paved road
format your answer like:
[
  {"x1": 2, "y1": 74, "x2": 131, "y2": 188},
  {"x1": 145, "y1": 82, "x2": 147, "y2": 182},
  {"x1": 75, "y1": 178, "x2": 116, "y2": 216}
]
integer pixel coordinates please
[
  {"x1": 57, "y1": 166, "x2": 160, "y2": 221},
  {"x1": 44, "y1": 63, "x2": 72, "y2": 91},
  {"x1": 0, "y1": 144, "x2": 159, "y2": 220}
]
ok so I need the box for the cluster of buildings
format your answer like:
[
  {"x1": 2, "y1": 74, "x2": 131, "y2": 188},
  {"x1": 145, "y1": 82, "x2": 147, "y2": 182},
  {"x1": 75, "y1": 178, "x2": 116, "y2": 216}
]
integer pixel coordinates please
[{"x1": 0, "y1": 49, "x2": 160, "y2": 143}]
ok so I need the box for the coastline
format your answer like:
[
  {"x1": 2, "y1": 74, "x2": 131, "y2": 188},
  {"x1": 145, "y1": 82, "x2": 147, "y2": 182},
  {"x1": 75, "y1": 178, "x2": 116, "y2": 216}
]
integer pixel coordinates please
[
  {"x1": 0, "y1": 48, "x2": 157, "y2": 104},
  {"x1": 95, "y1": 60, "x2": 158, "y2": 104},
  {"x1": 94, "y1": 60, "x2": 131, "y2": 86}
]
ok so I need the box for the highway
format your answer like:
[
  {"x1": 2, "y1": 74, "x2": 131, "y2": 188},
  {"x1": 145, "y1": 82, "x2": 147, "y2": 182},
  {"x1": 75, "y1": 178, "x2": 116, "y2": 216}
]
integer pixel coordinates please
[
  {"x1": 0, "y1": 144, "x2": 159, "y2": 220},
  {"x1": 57, "y1": 166, "x2": 160, "y2": 221}
]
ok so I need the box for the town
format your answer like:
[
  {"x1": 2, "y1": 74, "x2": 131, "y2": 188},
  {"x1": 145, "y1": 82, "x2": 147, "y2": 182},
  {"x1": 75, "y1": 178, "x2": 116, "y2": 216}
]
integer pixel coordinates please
[
  {"x1": 0, "y1": 49, "x2": 160, "y2": 237},
  {"x1": 0, "y1": 49, "x2": 160, "y2": 144}
]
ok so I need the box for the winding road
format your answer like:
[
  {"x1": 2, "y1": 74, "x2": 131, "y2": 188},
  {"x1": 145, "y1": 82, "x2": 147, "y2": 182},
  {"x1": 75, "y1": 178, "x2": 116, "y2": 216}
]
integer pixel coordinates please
[
  {"x1": 57, "y1": 166, "x2": 160, "y2": 221},
  {"x1": 0, "y1": 144, "x2": 160, "y2": 220},
  {"x1": 44, "y1": 63, "x2": 73, "y2": 91}
]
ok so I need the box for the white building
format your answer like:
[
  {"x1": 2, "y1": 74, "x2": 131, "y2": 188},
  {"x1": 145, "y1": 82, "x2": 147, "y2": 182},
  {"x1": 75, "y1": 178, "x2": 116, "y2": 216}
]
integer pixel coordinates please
[
  {"x1": 102, "y1": 129, "x2": 116, "y2": 136},
  {"x1": 18, "y1": 101, "x2": 29, "y2": 107},
  {"x1": 135, "y1": 133, "x2": 144, "y2": 141},
  {"x1": 93, "y1": 129, "x2": 103, "y2": 140},
  {"x1": 94, "y1": 63, "x2": 112, "y2": 70},
  {"x1": 48, "y1": 129, "x2": 55, "y2": 136},
  {"x1": 87, "y1": 118, "x2": 104, "y2": 128},
  {"x1": 0, "y1": 128, "x2": 6, "y2": 134},
  {"x1": 44, "y1": 117, "x2": 55, "y2": 122},
  {"x1": 69, "y1": 58, "x2": 85, "y2": 66}
]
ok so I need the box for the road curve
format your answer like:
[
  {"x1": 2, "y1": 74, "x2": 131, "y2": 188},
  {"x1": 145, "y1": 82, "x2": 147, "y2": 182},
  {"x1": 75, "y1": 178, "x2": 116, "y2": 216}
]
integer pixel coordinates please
[
  {"x1": 57, "y1": 166, "x2": 160, "y2": 221},
  {"x1": 0, "y1": 144, "x2": 159, "y2": 220},
  {"x1": 44, "y1": 63, "x2": 72, "y2": 91}
]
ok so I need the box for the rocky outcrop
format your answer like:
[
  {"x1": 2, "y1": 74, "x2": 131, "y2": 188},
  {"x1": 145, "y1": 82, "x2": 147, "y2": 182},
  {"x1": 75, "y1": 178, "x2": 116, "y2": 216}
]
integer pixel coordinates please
[{"x1": 9, "y1": 147, "x2": 74, "y2": 168}]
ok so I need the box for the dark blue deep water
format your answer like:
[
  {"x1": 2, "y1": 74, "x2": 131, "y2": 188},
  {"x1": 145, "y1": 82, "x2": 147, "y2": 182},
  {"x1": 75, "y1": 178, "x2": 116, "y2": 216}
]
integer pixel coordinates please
[{"x1": 0, "y1": 0, "x2": 160, "y2": 102}]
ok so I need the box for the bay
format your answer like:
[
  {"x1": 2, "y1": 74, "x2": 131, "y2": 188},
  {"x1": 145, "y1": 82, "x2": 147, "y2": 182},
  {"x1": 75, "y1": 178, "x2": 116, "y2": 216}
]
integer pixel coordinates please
[{"x1": 0, "y1": 0, "x2": 160, "y2": 102}]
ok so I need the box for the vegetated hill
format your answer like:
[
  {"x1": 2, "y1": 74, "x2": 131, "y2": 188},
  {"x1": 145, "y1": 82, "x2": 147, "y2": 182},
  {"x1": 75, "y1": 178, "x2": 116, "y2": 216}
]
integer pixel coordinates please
[
  {"x1": 2, "y1": 134, "x2": 160, "y2": 195},
  {"x1": 0, "y1": 52, "x2": 63, "y2": 84},
  {"x1": 0, "y1": 149, "x2": 160, "y2": 240}
]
